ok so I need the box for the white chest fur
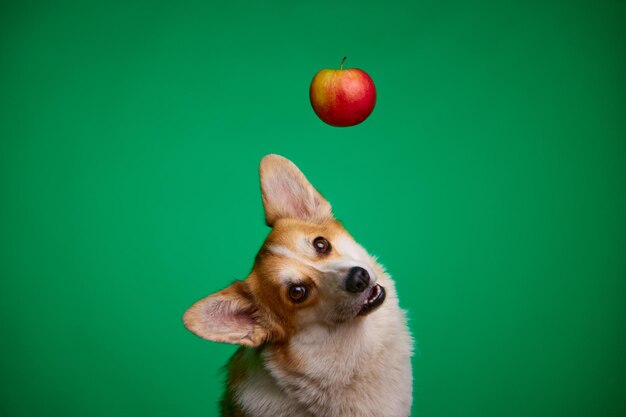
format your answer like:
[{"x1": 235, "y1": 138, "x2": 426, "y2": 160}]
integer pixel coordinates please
[{"x1": 233, "y1": 281, "x2": 413, "y2": 417}]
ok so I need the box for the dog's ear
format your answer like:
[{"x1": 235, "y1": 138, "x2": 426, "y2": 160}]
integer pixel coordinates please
[
  {"x1": 183, "y1": 280, "x2": 268, "y2": 347},
  {"x1": 259, "y1": 154, "x2": 333, "y2": 226}
]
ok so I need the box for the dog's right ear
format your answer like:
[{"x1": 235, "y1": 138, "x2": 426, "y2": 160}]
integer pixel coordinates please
[{"x1": 183, "y1": 281, "x2": 268, "y2": 347}]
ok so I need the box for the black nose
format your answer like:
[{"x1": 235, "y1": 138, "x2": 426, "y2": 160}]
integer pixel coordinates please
[{"x1": 345, "y1": 267, "x2": 370, "y2": 293}]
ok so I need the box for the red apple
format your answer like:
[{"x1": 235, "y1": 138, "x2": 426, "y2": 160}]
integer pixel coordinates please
[{"x1": 309, "y1": 57, "x2": 376, "y2": 127}]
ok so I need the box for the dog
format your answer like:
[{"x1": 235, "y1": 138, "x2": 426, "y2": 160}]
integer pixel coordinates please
[{"x1": 183, "y1": 154, "x2": 413, "y2": 417}]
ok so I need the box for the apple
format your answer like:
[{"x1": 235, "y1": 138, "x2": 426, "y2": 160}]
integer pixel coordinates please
[{"x1": 309, "y1": 57, "x2": 377, "y2": 127}]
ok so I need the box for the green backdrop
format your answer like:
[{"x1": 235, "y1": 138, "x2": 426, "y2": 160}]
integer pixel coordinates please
[{"x1": 1, "y1": 1, "x2": 625, "y2": 416}]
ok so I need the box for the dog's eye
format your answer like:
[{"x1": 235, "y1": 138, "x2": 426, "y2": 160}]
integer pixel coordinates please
[
  {"x1": 313, "y1": 236, "x2": 331, "y2": 254},
  {"x1": 288, "y1": 285, "x2": 308, "y2": 303}
]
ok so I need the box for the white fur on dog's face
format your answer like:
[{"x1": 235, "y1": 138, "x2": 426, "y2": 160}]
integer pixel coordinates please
[{"x1": 262, "y1": 225, "x2": 379, "y2": 326}]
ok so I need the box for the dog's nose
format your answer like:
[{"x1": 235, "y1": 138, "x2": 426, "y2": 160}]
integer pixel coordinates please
[{"x1": 345, "y1": 267, "x2": 370, "y2": 293}]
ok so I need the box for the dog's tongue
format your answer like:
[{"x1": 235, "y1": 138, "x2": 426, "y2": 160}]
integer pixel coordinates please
[
  {"x1": 366, "y1": 284, "x2": 380, "y2": 303},
  {"x1": 358, "y1": 284, "x2": 386, "y2": 316}
]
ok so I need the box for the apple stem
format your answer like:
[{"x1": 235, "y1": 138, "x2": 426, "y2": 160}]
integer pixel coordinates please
[{"x1": 340, "y1": 56, "x2": 347, "y2": 70}]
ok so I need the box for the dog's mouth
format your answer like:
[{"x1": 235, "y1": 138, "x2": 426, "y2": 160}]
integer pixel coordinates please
[{"x1": 358, "y1": 284, "x2": 386, "y2": 316}]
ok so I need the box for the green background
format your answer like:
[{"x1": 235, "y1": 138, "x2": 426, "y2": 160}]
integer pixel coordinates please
[{"x1": 1, "y1": 1, "x2": 625, "y2": 416}]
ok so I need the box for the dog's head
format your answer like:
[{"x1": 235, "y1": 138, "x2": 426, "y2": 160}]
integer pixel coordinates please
[{"x1": 183, "y1": 154, "x2": 387, "y2": 346}]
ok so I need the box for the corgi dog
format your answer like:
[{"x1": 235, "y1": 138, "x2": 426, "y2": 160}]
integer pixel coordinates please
[{"x1": 183, "y1": 154, "x2": 413, "y2": 417}]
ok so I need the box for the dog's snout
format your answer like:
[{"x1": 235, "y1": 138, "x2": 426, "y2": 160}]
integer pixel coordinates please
[{"x1": 345, "y1": 267, "x2": 370, "y2": 293}]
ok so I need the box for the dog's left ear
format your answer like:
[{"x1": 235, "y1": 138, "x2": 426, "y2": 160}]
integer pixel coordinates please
[
  {"x1": 183, "y1": 280, "x2": 268, "y2": 347},
  {"x1": 259, "y1": 154, "x2": 333, "y2": 226}
]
